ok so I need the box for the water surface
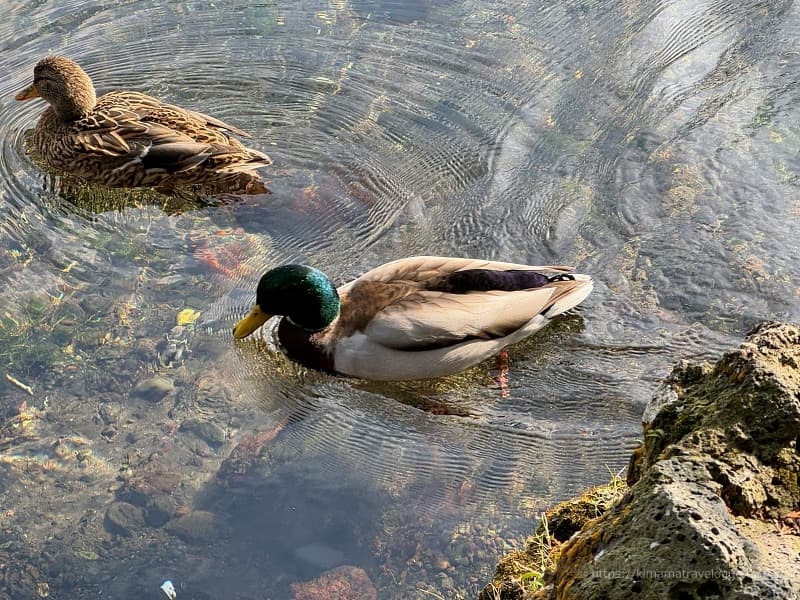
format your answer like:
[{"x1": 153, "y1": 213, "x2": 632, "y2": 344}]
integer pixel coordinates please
[{"x1": 0, "y1": 0, "x2": 798, "y2": 598}]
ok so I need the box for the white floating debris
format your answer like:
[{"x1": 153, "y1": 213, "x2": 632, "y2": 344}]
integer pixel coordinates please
[{"x1": 160, "y1": 580, "x2": 177, "y2": 600}]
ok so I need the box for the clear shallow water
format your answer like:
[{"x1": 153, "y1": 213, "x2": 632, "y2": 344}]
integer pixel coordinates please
[{"x1": 0, "y1": 0, "x2": 798, "y2": 598}]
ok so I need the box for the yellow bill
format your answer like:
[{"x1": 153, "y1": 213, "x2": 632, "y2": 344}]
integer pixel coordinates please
[{"x1": 233, "y1": 304, "x2": 271, "y2": 339}]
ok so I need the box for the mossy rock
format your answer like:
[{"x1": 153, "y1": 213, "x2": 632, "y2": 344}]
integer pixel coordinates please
[
  {"x1": 479, "y1": 479, "x2": 627, "y2": 600},
  {"x1": 483, "y1": 322, "x2": 800, "y2": 599},
  {"x1": 538, "y1": 480, "x2": 627, "y2": 543},
  {"x1": 637, "y1": 321, "x2": 800, "y2": 518}
]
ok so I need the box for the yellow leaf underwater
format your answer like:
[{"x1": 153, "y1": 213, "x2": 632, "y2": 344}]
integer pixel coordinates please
[{"x1": 176, "y1": 308, "x2": 201, "y2": 326}]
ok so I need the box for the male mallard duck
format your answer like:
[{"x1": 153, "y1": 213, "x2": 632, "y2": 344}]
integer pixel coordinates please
[
  {"x1": 15, "y1": 56, "x2": 271, "y2": 194},
  {"x1": 233, "y1": 256, "x2": 593, "y2": 380}
]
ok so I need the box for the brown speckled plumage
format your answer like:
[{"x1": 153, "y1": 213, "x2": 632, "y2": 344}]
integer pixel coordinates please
[{"x1": 15, "y1": 56, "x2": 271, "y2": 194}]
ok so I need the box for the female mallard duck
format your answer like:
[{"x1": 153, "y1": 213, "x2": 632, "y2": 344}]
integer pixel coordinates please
[
  {"x1": 233, "y1": 256, "x2": 593, "y2": 380},
  {"x1": 15, "y1": 56, "x2": 271, "y2": 194}
]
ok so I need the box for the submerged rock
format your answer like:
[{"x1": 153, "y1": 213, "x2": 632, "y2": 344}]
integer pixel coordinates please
[
  {"x1": 130, "y1": 376, "x2": 174, "y2": 403},
  {"x1": 165, "y1": 510, "x2": 225, "y2": 544},
  {"x1": 290, "y1": 565, "x2": 377, "y2": 600},
  {"x1": 179, "y1": 417, "x2": 226, "y2": 447},
  {"x1": 144, "y1": 494, "x2": 177, "y2": 527},
  {"x1": 481, "y1": 321, "x2": 800, "y2": 599},
  {"x1": 294, "y1": 542, "x2": 346, "y2": 569},
  {"x1": 104, "y1": 501, "x2": 146, "y2": 537}
]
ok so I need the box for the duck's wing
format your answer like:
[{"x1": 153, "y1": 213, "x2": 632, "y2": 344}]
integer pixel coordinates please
[
  {"x1": 338, "y1": 256, "x2": 574, "y2": 289},
  {"x1": 72, "y1": 90, "x2": 272, "y2": 174},
  {"x1": 104, "y1": 91, "x2": 253, "y2": 141},
  {"x1": 123, "y1": 93, "x2": 272, "y2": 166},
  {"x1": 72, "y1": 101, "x2": 213, "y2": 172},
  {"x1": 335, "y1": 256, "x2": 592, "y2": 351},
  {"x1": 185, "y1": 107, "x2": 252, "y2": 138}
]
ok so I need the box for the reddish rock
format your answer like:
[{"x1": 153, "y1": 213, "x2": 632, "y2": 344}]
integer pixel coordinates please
[
  {"x1": 290, "y1": 565, "x2": 377, "y2": 600},
  {"x1": 217, "y1": 419, "x2": 288, "y2": 484}
]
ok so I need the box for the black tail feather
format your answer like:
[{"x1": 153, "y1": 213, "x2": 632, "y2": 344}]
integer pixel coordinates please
[{"x1": 428, "y1": 268, "x2": 559, "y2": 293}]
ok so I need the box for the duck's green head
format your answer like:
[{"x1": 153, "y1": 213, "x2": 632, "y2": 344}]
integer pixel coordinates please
[{"x1": 233, "y1": 264, "x2": 340, "y2": 339}]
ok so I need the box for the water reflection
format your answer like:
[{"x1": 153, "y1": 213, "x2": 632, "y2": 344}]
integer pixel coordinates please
[{"x1": 0, "y1": 0, "x2": 798, "y2": 598}]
